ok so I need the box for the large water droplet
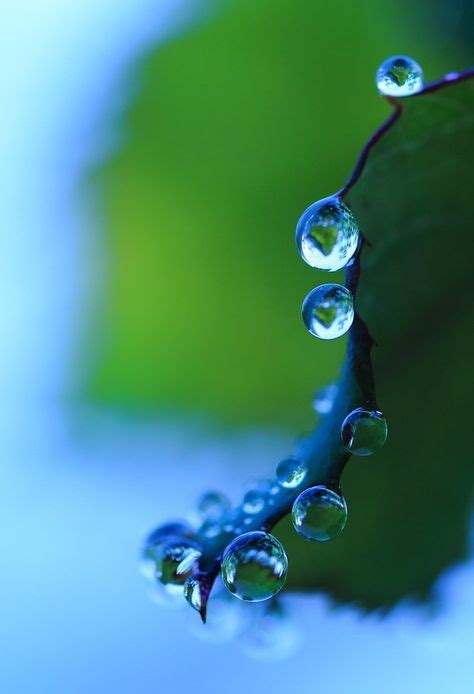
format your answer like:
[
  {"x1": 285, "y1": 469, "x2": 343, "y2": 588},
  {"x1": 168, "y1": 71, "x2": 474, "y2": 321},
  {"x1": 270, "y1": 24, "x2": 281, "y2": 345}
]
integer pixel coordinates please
[
  {"x1": 221, "y1": 531, "x2": 288, "y2": 602},
  {"x1": 296, "y1": 196, "x2": 360, "y2": 271},
  {"x1": 292, "y1": 485, "x2": 347, "y2": 541},
  {"x1": 197, "y1": 491, "x2": 230, "y2": 521},
  {"x1": 275, "y1": 457, "x2": 307, "y2": 489},
  {"x1": 376, "y1": 55, "x2": 423, "y2": 96},
  {"x1": 302, "y1": 284, "x2": 354, "y2": 339},
  {"x1": 341, "y1": 407, "x2": 388, "y2": 455},
  {"x1": 156, "y1": 539, "x2": 202, "y2": 586},
  {"x1": 313, "y1": 383, "x2": 339, "y2": 415},
  {"x1": 242, "y1": 489, "x2": 265, "y2": 514}
]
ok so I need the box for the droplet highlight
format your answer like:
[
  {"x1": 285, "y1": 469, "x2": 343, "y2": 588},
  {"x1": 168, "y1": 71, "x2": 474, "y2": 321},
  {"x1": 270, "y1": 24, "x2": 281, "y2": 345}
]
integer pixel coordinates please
[
  {"x1": 341, "y1": 407, "x2": 388, "y2": 456},
  {"x1": 276, "y1": 457, "x2": 307, "y2": 489},
  {"x1": 221, "y1": 531, "x2": 288, "y2": 602},
  {"x1": 376, "y1": 55, "x2": 423, "y2": 97},
  {"x1": 302, "y1": 284, "x2": 354, "y2": 339},
  {"x1": 313, "y1": 383, "x2": 339, "y2": 415},
  {"x1": 292, "y1": 485, "x2": 347, "y2": 541},
  {"x1": 296, "y1": 196, "x2": 359, "y2": 271},
  {"x1": 242, "y1": 489, "x2": 265, "y2": 514}
]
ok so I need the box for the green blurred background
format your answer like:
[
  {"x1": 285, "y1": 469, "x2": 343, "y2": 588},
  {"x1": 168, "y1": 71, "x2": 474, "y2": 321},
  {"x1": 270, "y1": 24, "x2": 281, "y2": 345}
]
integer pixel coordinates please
[{"x1": 83, "y1": 0, "x2": 470, "y2": 431}]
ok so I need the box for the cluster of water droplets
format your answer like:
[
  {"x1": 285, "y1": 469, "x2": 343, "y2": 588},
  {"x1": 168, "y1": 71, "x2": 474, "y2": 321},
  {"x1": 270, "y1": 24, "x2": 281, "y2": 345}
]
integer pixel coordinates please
[
  {"x1": 141, "y1": 54, "x2": 420, "y2": 624},
  {"x1": 296, "y1": 196, "x2": 358, "y2": 340}
]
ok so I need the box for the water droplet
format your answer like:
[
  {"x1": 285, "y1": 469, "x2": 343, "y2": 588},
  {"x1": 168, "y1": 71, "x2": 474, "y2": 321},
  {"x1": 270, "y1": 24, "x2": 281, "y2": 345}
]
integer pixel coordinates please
[
  {"x1": 183, "y1": 576, "x2": 202, "y2": 612},
  {"x1": 313, "y1": 383, "x2": 339, "y2": 414},
  {"x1": 239, "y1": 602, "x2": 302, "y2": 661},
  {"x1": 302, "y1": 284, "x2": 354, "y2": 339},
  {"x1": 243, "y1": 517, "x2": 252, "y2": 526},
  {"x1": 242, "y1": 489, "x2": 265, "y2": 514},
  {"x1": 200, "y1": 520, "x2": 221, "y2": 539},
  {"x1": 276, "y1": 457, "x2": 307, "y2": 489},
  {"x1": 156, "y1": 539, "x2": 202, "y2": 586},
  {"x1": 341, "y1": 407, "x2": 388, "y2": 455},
  {"x1": 292, "y1": 485, "x2": 347, "y2": 541},
  {"x1": 221, "y1": 531, "x2": 288, "y2": 602},
  {"x1": 141, "y1": 521, "x2": 197, "y2": 583},
  {"x1": 296, "y1": 196, "x2": 360, "y2": 271},
  {"x1": 376, "y1": 55, "x2": 423, "y2": 97},
  {"x1": 197, "y1": 490, "x2": 230, "y2": 521}
]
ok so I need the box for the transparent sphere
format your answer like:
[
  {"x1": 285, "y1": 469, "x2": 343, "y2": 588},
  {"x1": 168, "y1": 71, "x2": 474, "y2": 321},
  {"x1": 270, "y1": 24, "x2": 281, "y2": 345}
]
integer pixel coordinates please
[
  {"x1": 156, "y1": 539, "x2": 202, "y2": 586},
  {"x1": 313, "y1": 383, "x2": 339, "y2": 415},
  {"x1": 341, "y1": 407, "x2": 388, "y2": 456},
  {"x1": 292, "y1": 485, "x2": 347, "y2": 541},
  {"x1": 141, "y1": 521, "x2": 197, "y2": 582},
  {"x1": 197, "y1": 490, "x2": 230, "y2": 521},
  {"x1": 242, "y1": 489, "x2": 265, "y2": 514},
  {"x1": 376, "y1": 55, "x2": 423, "y2": 97},
  {"x1": 276, "y1": 457, "x2": 307, "y2": 489},
  {"x1": 296, "y1": 196, "x2": 359, "y2": 271},
  {"x1": 221, "y1": 531, "x2": 288, "y2": 602},
  {"x1": 302, "y1": 284, "x2": 354, "y2": 339}
]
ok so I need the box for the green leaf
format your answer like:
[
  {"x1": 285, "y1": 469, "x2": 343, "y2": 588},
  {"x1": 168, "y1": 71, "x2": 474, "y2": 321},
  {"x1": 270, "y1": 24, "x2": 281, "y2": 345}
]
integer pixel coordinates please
[
  {"x1": 83, "y1": 0, "x2": 453, "y2": 429},
  {"x1": 278, "y1": 75, "x2": 474, "y2": 609}
]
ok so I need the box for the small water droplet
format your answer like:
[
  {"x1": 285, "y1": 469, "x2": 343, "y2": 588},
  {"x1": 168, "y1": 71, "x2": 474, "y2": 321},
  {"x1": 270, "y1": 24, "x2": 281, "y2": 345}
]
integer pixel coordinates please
[
  {"x1": 376, "y1": 55, "x2": 423, "y2": 96},
  {"x1": 243, "y1": 517, "x2": 252, "y2": 526},
  {"x1": 341, "y1": 407, "x2": 388, "y2": 455},
  {"x1": 275, "y1": 457, "x2": 307, "y2": 489},
  {"x1": 183, "y1": 576, "x2": 202, "y2": 612},
  {"x1": 313, "y1": 383, "x2": 339, "y2": 414},
  {"x1": 242, "y1": 489, "x2": 265, "y2": 514},
  {"x1": 197, "y1": 491, "x2": 230, "y2": 521},
  {"x1": 221, "y1": 531, "x2": 288, "y2": 602},
  {"x1": 200, "y1": 520, "x2": 221, "y2": 539},
  {"x1": 156, "y1": 539, "x2": 202, "y2": 586},
  {"x1": 302, "y1": 284, "x2": 354, "y2": 339},
  {"x1": 292, "y1": 485, "x2": 347, "y2": 541},
  {"x1": 296, "y1": 196, "x2": 359, "y2": 271}
]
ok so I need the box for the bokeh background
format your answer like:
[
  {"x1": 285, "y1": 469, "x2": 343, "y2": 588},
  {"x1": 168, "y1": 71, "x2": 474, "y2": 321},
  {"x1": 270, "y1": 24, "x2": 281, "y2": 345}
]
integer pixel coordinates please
[{"x1": 1, "y1": 0, "x2": 473, "y2": 691}]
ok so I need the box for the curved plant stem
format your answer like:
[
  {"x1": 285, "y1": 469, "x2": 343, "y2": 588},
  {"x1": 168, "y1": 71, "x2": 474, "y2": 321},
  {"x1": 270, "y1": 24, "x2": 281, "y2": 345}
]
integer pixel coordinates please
[{"x1": 166, "y1": 67, "x2": 474, "y2": 623}]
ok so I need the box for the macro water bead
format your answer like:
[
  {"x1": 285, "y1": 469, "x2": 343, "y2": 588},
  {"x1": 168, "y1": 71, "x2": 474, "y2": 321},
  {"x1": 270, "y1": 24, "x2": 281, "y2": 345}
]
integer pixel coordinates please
[
  {"x1": 276, "y1": 457, "x2": 307, "y2": 489},
  {"x1": 376, "y1": 55, "x2": 423, "y2": 96},
  {"x1": 292, "y1": 485, "x2": 347, "y2": 541},
  {"x1": 197, "y1": 490, "x2": 230, "y2": 521},
  {"x1": 242, "y1": 489, "x2": 265, "y2": 514},
  {"x1": 296, "y1": 196, "x2": 359, "y2": 271},
  {"x1": 221, "y1": 531, "x2": 288, "y2": 602},
  {"x1": 341, "y1": 407, "x2": 388, "y2": 456},
  {"x1": 302, "y1": 284, "x2": 354, "y2": 339}
]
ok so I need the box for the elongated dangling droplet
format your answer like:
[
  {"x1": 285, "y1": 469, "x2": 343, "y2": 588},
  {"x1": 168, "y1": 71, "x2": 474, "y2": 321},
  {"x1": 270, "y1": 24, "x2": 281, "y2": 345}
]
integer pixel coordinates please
[
  {"x1": 302, "y1": 284, "x2": 354, "y2": 339},
  {"x1": 341, "y1": 407, "x2": 388, "y2": 455},
  {"x1": 221, "y1": 531, "x2": 288, "y2": 602},
  {"x1": 292, "y1": 485, "x2": 347, "y2": 541},
  {"x1": 275, "y1": 457, "x2": 307, "y2": 489},
  {"x1": 183, "y1": 576, "x2": 203, "y2": 612},
  {"x1": 296, "y1": 196, "x2": 359, "y2": 271},
  {"x1": 376, "y1": 55, "x2": 423, "y2": 96}
]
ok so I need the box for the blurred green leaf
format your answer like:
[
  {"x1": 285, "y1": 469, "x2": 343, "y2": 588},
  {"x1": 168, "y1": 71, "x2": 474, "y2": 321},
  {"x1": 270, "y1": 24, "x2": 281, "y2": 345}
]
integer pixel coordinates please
[
  {"x1": 84, "y1": 0, "x2": 452, "y2": 428},
  {"x1": 278, "y1": 77, "x2": 474, "y2": 608}
]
